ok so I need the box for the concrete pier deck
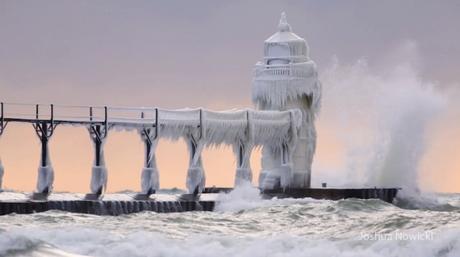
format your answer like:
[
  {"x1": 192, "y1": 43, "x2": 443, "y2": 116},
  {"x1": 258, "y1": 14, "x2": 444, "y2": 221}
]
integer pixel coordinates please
[
  {"x1": 204, "y1": 187, "x2": 400, "y2": 202},
  {"x1": 0, "y1": 187, "x2": 399, "y2": 216}
]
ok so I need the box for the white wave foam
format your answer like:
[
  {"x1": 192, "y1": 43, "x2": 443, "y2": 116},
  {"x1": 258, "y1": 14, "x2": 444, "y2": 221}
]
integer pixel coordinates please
[
  {"x1": 2, "y1": 227, "x2": 460, "y2": 257},
  {"x1": 215, "y1": 182, "x2": 265, "y2": 212}
]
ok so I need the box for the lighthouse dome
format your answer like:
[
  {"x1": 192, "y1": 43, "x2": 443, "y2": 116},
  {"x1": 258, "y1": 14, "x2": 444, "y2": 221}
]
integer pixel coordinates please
[{"x1": 263, "y1": 12, "x2": 309, "y2": 64}]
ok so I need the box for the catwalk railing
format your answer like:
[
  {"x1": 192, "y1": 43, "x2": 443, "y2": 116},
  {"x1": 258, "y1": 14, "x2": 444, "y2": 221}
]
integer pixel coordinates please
[
  {"x1": 254, "y1": 61, "x2": 316, "y2": 78},
  {"x1": 0, "y1": 102, "x2": 302, "y2": 199}
]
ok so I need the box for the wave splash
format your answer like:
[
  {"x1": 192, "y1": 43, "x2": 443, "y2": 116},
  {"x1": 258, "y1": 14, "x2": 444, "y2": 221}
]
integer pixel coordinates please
[{"x1": 1, "y1": 197, "x2": 460, "y2": 257}]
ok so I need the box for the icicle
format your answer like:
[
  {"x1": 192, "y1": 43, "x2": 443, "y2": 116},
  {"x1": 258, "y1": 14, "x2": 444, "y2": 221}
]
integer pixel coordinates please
[
  {"x1": 252, "y1": 68, "x2": 321, "y2": 111},
  {"x1": 90, "y1": 165, "x2": 107, "y2": 195},
  {"x1": 259, "y1": 145, "x2": 282, "y2": 189},
  {"x1": 33, "y1": 117, "x2": 56, "y2": 195},
  {"x1": 186, "y1": 137, "x2": 206, "y2": 194},
  {"x1": 234, "y1": 143, "x2": 253, "y2": 187},
  {"x1": 139, "y1": 115, "x2": 160, "y2": 195},
  {"x1": 140, "y1": 155, "x2": 159, "y2": 195},
  {"x1": 37, "y1": 138, "x2": 53, "y2": 193},
  {"x1": 233, "y1": 111, "x2": 254, "y2": 187},
  {"x1": 280, "y1": 110, "x2": 300, "y2": 188},
  {"x1": 258, "y1": 110, "x2": 301, "y2": 190},
  {"x1": 185, "y1": 110, "x2": 206, "y2": 194},
  {"x1": 36, "y1": 166, "x2": 54, "y2": 193},
  {"x1": 88, "y1": 124, "x2": 109, "y2": 195}
]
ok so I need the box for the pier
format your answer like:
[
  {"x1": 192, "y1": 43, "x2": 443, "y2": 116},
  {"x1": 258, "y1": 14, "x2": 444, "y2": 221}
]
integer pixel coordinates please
[
  {"x1": 0, "y1": 102, "x2": 302, "y2": 197},
  {"x1": 0, "y1": 102, "x2": 400, "y2": 216},
  {"x1": 0, "y1": 187, "x2": 399, "y2": 216}
]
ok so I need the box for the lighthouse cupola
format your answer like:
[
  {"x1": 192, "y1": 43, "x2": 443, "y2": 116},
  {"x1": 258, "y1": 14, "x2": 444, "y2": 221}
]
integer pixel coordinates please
[{"x1": 263, "y1": 12, "x2": 309, "y2": 66}]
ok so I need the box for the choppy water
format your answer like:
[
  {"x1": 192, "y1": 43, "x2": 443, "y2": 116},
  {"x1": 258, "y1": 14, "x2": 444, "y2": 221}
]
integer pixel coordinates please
[{"x1": 1, "y1": 187, "x2": 460, "y2": 257}]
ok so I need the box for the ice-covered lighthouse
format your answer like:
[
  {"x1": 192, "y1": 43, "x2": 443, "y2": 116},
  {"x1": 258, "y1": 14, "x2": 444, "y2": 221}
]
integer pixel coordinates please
[{"x1": 254, "y1": 12, "x2": 322, "y2": 189}]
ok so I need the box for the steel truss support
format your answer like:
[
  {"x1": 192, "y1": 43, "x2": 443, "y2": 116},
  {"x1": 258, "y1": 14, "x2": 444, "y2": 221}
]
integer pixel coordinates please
[
  {"x1": 32, "y1": 104, "x2": 57, "y2": 196},
  {"x1": 279, "y1": 111, "x2": 298, "y2": 189},
  {"x1": 186, "y1": 109, "x2": 206, "y2": 196},
  {"x1": 138, "y1": 109, "x2": 159, "y2": 196},
  {"x1": 234, "y1": 111, "x2": 253, "y2": 187},
  {"x1": 87, "y1": 106, "x2": 109, "y2": 198}
]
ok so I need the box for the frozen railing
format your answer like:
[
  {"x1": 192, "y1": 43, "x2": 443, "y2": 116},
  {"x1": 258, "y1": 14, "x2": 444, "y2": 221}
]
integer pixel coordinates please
[
  {"x1": 254, "y1": 61, "x2": 316, "y2": 79},
  {"x1": 0, "y1": 102, "x2": 303, "y2": 196},
  {"x1": 1, "y1": 103, "x2": 157, "y2": 125},
  {"x1": 1, "y1": 103, "x2": 107, "y2": 123},
  {"x1": 0, "y1": 102, "x2": 301, "y2": 146}
]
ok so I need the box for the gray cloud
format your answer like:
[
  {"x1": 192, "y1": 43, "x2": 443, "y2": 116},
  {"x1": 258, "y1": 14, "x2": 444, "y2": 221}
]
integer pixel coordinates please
[{"x1": 0, "y1": 0, "x2": 458, "y2": 107}]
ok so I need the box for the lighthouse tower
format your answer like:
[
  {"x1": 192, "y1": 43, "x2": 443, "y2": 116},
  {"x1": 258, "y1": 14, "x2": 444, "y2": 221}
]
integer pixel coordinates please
[{"x1": 253, "y1": 12, "x2": 322, "y2": 189}]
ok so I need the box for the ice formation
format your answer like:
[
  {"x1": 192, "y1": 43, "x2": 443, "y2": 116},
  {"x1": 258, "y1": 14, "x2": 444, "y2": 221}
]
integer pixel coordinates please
[
  {"x1": 88, "y1": 125, "x2": 108, "y2": 195},
  {"x1": 137, "y1": 108, "x2": 301, "y2": 193},
  {"x1": 0, "y1": 100, "x2": 305, "y2": 194},
  {"x1": 253, "y1": 12, "x2": 321, "y2": 189},
  {"x1": 139, "y1": 126, "x2": 159, "y2": 195},
  {"x1": 36, "y1": 166, "x2": 54, "y2": 194},
  {"x1": 151, "y1": 108, "x2": 301, "y2": 193}
]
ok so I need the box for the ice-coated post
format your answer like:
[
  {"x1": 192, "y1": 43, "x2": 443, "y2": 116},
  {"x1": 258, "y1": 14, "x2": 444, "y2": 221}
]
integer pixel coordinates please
[
  {"x1": 234, "y1": 143, "x2": 253, "y2": 186},
  {"x1": 279, "y1": 143, "x2": 293, "y2": 189},
  {"x1": 186, "y1": 109, "x2": 206, "y2": 195},
  {"x1": 258, "y1": 110, "x2": 299, "y2": 190},
  {"x1": 33, "y1": 104, "x2": 56, "y2": 195},
  {"x1": 139, "y1": 108, "x2": 159, "y2": 195},
  {"x1": 234, "y1": 111, "x2": 253, "y2": 187},
  {"x1": 88, "y1": 106, "x2": 109, "y2": 196},
  {"x1": 279, "y1": 111, "x2": 298, "y2": 189}
]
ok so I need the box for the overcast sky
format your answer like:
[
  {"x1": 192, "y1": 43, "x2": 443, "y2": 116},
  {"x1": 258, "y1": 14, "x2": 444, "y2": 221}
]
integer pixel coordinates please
[
  {"x1": 0, "y1": 1, "x2": 459, "y2": 192},
  {"x1": 1, "y1": 0, "x2": 459, "y2": 107}
]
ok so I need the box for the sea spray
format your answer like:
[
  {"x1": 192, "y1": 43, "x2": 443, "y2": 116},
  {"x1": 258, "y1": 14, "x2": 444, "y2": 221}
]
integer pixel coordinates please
[
  {"x1": 215, "y1": 182, "x2": 263, "y2": 212},
  {"x1": 1, "y1": 198, "x2": 460, "y2": 257},
  {"x1": 316, "y1": 46, "x2": 445, "y2": 197}
]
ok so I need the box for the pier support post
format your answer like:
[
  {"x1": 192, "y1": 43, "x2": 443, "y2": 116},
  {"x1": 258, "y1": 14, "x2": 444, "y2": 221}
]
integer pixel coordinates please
[
  {"x1": 32, "y1": 104, "x2": 56, "y2": 197},
  {"x1": 279, "y1": 143, "x2": 294, "y2": 188},
  {"x1": 138, "y1": 109, "x2": 160, "y2": 196},
  {"x1": 0, "y1": 103, "x2": 6, "y2": 191},
  {"x1": 280, "y1": 111, "x2": 298, "y2": 189},
  {"x1": 234, "y1": 143, "x2": 253, "y2": 187},
  {"x1": 259, "y1": 110, "x2": 298, "y2": 190},
  {"x1": 186, "y1": 109, "x2": 206, "y2": 195},
  {"x1": 234, "y1": 111, "x2": 253, "y2": 187},
  {"x1": 87, "y1": 107, "x2": 109, "y2": 198}
]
